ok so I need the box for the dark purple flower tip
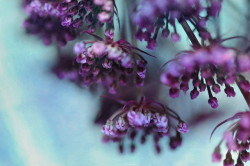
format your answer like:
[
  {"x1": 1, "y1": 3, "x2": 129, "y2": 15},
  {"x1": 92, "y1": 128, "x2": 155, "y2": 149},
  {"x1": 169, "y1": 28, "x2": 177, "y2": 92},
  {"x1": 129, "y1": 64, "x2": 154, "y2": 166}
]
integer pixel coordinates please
[
  {"x1": 155, "y1": 144, "x2": 161, "y2": 154},
  {"x1": 171, "y1": 33, "x2": 180, "y2": 42},
  {"x1": 169, "y1": 132, "x2": 182, "y2": 150},
  {"x1": 223, "y1": 152, "x2": 234, "y2": 166},
  {"x1": 190, "y1": 88, "x2": 199, "y2": 100},
  {"x1": 199, "y1": 82, "x2": 206, "y2": 92},
  {"x1": 180, "y1": 83, "x2": 189, "y2": 93},
  {"x1": 208, "y1": 97, "x2": 218, "y2": 109},
  {"x1": 177, "y1": 121, "x2": 189, "y2": 134},
  {"x1": 224, "y1": 85, "x2": 236, "y2": 97},
  {"x1": 240, "y1": 150, "x2": 250, "y2": 162},
  {"x1": 119, "y1": 144, "x2": 124, "y2": 154},
  {"x1": 239, "y1": 80, "x2": 250, "y2": 92},
  {"x1": 162, "y1": 28, "x2": 170, "y2": 38},
  {"x1": 212, "y1": 150, "x2": 222, "y2": 162},
  {"x1": 130, "y1": 144, "x2": 136, "y2": 153},
  {"x1": 146, "y1": 39, "x2": 157, "y2": 50},
  {"x1": 212, "y1": 84, "x2": 221, "y2": 94},
  {"x1": 169, "y1": 88, "x2": 180, "y2": 99}
]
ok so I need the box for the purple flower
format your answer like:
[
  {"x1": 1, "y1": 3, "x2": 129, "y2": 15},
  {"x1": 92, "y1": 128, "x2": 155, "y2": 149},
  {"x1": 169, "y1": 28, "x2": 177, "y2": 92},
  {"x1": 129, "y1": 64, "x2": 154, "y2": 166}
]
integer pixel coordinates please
[
  {"x1": 177, "y1": 121, "x2": 189, "y2": 134},
  {"x1": 161, "y1": 44, "x2": 250, "y2": 108},
  {"x1": 74, "y1": 33, "x2": 149, "y2": 94},
  {"x1": 23, "y1": 0, "x2": 117, "y2": 32},
  {"x1": 211, "y1": 111, "x2": 250, "y2": 165},
  {"x1": 132, "y1": 0, "x2": 222, "y2": 49},
  {"x1": 101, "y1": 96, "x2": 188, "y2": 153}
]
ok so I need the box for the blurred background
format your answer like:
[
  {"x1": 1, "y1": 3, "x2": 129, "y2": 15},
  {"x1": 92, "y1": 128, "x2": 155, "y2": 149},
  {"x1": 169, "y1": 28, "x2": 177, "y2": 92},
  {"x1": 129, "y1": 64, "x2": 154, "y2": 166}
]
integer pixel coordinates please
[{"x1": 0, "y1": 0, "x2": 249, "y2": 166}]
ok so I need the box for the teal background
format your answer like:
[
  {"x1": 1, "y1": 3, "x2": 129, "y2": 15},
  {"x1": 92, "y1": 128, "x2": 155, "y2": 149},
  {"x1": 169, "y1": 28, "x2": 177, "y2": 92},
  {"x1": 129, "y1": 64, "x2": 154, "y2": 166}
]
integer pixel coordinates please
[{"x1": 0, "y1": 1, "x2": 249, "y2": 166}]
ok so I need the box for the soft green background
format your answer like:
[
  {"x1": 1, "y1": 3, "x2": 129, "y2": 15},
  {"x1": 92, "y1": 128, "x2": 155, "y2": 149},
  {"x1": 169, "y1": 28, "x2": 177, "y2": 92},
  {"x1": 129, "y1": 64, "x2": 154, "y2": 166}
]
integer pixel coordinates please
[{"x1": 0, "y1": 1, "x2": 249, "y2": 166}]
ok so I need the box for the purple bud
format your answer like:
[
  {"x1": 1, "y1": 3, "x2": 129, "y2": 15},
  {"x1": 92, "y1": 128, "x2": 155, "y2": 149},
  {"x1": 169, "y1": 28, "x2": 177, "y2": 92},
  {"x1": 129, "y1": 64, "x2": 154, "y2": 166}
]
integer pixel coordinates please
[
  {"x1": 224, "y1": 85, "x2": 236, "y2": 97},
  {"x1": 169, "y1": 88, "x2": 180, "y2": 98},
  {"x1": 190, "y1": 88, "x2": 199, "y2": 100},
  {"x1": 212, "y1": 84, "x2": 221, "y2": 94},
  {"x1": 208, "y1": 97, "x2": 218, "y2": 109},
  {"x1": 162, "y1": 28, "x2": 170, "y2": 38},
  {"x1": 171, "y1": 33, "x2": 180, "y2": 42},
  {"x1": 212, "y1": 150, "x2": 222, "y2": 162},
  {"x1": 177, "y1": 121, "x2": 189, "y2": 133},
  {"x1": 146, "y1": 39, "x2": 157, "y2": 50}
]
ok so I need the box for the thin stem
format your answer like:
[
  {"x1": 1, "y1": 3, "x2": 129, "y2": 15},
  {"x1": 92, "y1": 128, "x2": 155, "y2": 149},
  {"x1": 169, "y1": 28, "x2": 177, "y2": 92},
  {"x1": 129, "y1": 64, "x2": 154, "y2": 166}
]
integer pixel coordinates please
[{"x1": 179, "y1": 17, "x2": 201, "y2": 48}]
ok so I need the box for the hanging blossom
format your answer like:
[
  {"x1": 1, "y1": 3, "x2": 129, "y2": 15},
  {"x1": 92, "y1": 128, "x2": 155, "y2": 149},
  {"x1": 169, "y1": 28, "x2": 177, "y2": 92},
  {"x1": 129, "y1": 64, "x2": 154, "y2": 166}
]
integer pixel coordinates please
[
  {"x1": 132, "y1": 0, "x2": 222, "y2": 49},
  {"x1": 160, "y1": 43, "x2": 250, "y2": 109},
  {"x1": 101, "y1": 96, "x2": 189, "y2": 153},
  {"x1": 23, "y1": 0, "x2": 116, "y2": 31},
  {"x1": 74, "y1": 30, "x2": 150, "y2": 94},
  {"x1": 211, "y1": 111, "x2": 250, "y2": 166}
]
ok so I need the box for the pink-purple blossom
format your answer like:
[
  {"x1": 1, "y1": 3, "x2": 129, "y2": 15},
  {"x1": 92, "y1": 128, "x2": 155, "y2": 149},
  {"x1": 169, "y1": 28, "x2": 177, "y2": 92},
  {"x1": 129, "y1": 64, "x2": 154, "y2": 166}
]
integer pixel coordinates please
[
  {"x1": 161, "y1": 44, "x2": 250, "y2": 109},
  {"x1": 132, "y1": 0, "x2": 222, "y2": 49},
  {"x1": 101, "y1": 96, "x2": 189, "y2": 153},
  {"x1": 74, "y1": 32, "x2": 149, "y2": 94},
  {"x1": 211, "y1": 111, "x2": 250, "y2": 165}
]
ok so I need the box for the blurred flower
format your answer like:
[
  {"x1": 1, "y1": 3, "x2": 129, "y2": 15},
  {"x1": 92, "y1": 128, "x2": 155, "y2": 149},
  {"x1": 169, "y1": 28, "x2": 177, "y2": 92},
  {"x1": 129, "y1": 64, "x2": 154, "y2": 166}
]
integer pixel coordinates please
[
  {"x1": 160, "y1": 44, "x2": 250, "y2": 108},
  {"x1": 23, "y1": 0, "x2": 117, "y2": 31},
  {"x1": 23, "y1": 13, "x2": 76, "y2": 46},
  {"x1": 132, "y1": 0, "x2": 222, "y2": 49},
  {"x1": 211, "y1": 111, "x2": 250, "y2": 165}
]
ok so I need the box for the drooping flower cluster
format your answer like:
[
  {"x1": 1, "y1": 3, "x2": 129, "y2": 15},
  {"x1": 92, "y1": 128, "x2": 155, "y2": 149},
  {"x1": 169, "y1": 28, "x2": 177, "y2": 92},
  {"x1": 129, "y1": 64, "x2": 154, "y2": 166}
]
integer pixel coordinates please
[
  {"x1": 102, "y1": 96, "x2": 189, "y2": 153},
  {"x1": 74, "y1": 31, "x2": 149, "y2": 94},
  {"x1": 23, "y1": 0, "x2": 117, "y2": 45},
  {"x1": 24, "y1": 0, "x2": 115, "y2": 29},
  {"x1": 211, "y1": 111, "x2": 250, "y2": 166},
  {"x1": 132, "y1": 0, "x2": 222, "y2": 49},
  {"x1": 160, "y1": 44, "x2": 250, "y2": 109}
]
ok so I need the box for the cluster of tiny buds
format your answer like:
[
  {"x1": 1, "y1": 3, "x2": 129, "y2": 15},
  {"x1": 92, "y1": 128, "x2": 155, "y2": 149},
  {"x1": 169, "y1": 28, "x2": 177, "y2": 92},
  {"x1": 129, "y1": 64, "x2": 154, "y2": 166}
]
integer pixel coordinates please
[
  {"x1": 101, "y1": 96, "x2": 189, "y2": 153},
  {"x1": 74, "y1": 30, "x2": 147, "y2": 94},
  {"x1": 212, "y1": 111, "x2": 250, "y2": 166},
  {"x1": 24, "y1": 0, "x2": 116, "y2": 33},
  {"x1": 132, "y1": 0, "x2": 222, "y2": 49},
  {"x1": 161, "y1": 44, "x2": 250, "y2": 109}
]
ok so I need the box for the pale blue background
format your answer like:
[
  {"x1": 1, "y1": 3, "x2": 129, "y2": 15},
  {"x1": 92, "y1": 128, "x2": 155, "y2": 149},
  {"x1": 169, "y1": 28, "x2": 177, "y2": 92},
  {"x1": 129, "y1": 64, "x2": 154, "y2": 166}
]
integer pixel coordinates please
[{"x1": 0, "y1": 1, "x2": 249, "y2": 166}]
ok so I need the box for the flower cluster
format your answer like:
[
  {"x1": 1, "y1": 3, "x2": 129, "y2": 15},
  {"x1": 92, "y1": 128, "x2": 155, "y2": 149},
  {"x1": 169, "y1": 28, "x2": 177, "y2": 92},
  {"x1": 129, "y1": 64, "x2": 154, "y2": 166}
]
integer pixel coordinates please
[
  {"x1": 74, "y1": 31, "x2": 148, "y2": 94},
  {"x1": 102, "y1": 96, "x2": 189, "y2": 153},
  {"x1": 24, "y1": 0, "x2": 115, "y2": 29},
  {"x1": 132, "y1": 0, "x2": 222, "y2": 49},
  {"x1": 23, "y1": 0, "x2": 117, "y2": 45},
  {"x1": 211, "y1": 111, "x2": 250, "y2": 166},
  {"x1": 160, "y1": 44, "x2": 250, "y2": 109}
]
